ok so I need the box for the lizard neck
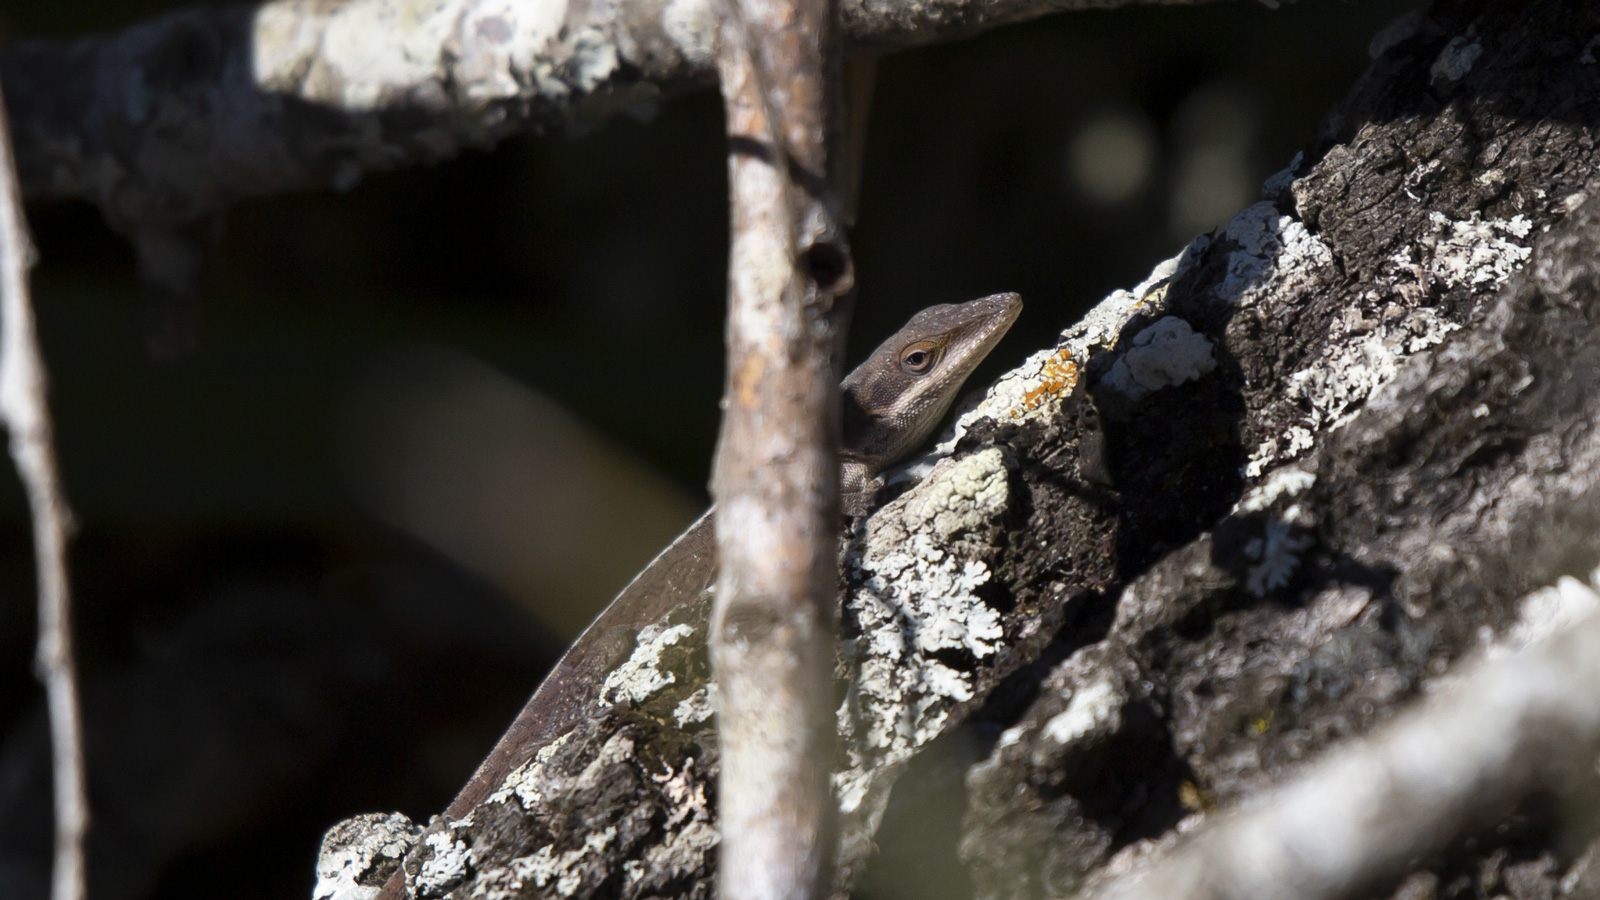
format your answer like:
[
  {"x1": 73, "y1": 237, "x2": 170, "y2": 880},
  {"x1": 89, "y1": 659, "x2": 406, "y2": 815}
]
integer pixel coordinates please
[{"x1": 839, "y1": 455, "x2": 876, "y2": 516}]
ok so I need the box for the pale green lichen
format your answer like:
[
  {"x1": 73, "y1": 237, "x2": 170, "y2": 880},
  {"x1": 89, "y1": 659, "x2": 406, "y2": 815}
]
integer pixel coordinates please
[
  {"x1": 897, "y1": 446, "x2": 1011, "y2": 549},
  {"x1": 837, "y1": 448, "x2": 1011, "y2": 814}
]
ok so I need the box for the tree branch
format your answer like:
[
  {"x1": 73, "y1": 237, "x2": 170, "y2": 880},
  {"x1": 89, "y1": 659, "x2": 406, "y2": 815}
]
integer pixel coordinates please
[
  {"x1": 959, "y1": 4, "x2": 1600, "y2": 897},
  {"x1": 1090, "y1": 571, "x2": 1600, "y2": 900},
  {"x1": 1072, "y1": 173, "x2": 1600, "y2": 900},
  {"x1": 710, "y1": 0, "x2": 849, "y2": 891},
  {"x1": 0, "y1": 0, "x2": 1217, "y2": 235},
  {"x1": 0, "y1": 75, "x2": 88, "y2": 900}
]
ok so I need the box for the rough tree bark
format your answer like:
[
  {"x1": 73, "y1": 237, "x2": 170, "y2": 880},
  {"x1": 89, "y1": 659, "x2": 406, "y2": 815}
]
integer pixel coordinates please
[
  {"x1": 0, "y1": 0, "x2": 1214, "y2": 238},
  {"x1": 308, "y1": 0, "x2": 1600, "y2": 898}
]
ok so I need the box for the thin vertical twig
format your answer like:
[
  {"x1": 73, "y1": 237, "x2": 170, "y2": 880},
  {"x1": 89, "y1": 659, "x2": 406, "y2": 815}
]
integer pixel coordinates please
[
  {"x1": 711, "y1": 0, "x2": 851, "y2": 894},
  {"x1": 0, "y1": 80, "x2": 89, "y2": 900}
]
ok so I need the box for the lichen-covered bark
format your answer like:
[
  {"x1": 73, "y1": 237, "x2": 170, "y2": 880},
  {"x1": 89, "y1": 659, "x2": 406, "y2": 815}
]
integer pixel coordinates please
[
  {"x1": 963, "y1": 1, "x2": 1600, "y2": 898},
  {"x1": 0, "y1": 0, "x2": 1214, "y2": 237},
  {"x1": 317, "y1": 1, "x2": 1600, "y2": 899}
]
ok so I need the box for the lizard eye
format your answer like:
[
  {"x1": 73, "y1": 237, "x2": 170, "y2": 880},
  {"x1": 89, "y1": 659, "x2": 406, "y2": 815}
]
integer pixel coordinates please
[{"x1": 899, "y1": 341, "x2": 939, "y2": 375}]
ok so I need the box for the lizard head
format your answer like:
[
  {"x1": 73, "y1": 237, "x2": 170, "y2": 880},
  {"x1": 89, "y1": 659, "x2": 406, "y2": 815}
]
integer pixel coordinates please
[{"x1": 840, "y1": 292, "x2": 1022, "y2": 475}]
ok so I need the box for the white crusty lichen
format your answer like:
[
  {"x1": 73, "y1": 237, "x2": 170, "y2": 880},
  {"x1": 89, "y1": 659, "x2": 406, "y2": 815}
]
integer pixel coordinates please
[
  {"x1": 630, "y1": 759, "x2": 720, "y2": 882},
  {"x1": 662, "y1": 0, "x2": 719, "y2": 65},
  {"x1": 836, "y1": 448, "x2": 1010, "y2": 814},
  {"x1": 1042, "y1": 680, "x2": 1124, "y2": 745},
  {"x1": 1421, "y1": 211, "x2": 1533, "y2": 288},
  {"x1": 1246, "y1": 209, "x2": 1534, "y2": 477},
  {"x1": 1245, "y1": 425, "x2": 1318, "y2": 478},
  {"x1": 313, "y1": 812, "x2": 420, "y2": 900},
  {"x1": 253, "y1": 0, "x2": 458, "y2": 111},
  {"x1": 1235, "y1": 466, "x2": 1316, "y2": 516},
  {"x1": 672, "y1": 684, "x2": 718, "y2": 727},
  {"x1": 452, "y1": 0, "x2": 574, "y2": 103},
  {"x1": 413, "y1": 828, "x2": 474, "y2": 897},
  {"x1": 252, "y1": 0, "x2": 627, "y2": 133},
  {"x1": 1228, "y1": 461, "x2": 1318, "y2": 595},
  {"x1": 1215, "y1": 201, "x2": 1336, "y2": 309},
  {"x1": 601, "y1": 623, "x2": 695, "y2": 706},
  {"x1": 488, "y1": 827, "x2": 619, "y2": 898},
  {"x1": 895, "y1": 448, "x2": 1011, "y2": 552},
  {"x1": 473, "y1": 754, "x2": 718, "y2": 900},
  {"x1": 490, "y1": 622, "x2": 704, "y2": 812},
  {"x1": 474, "y1": 732, "x2": 646, "y2": 897},
  {"x1": 1303, "y1": 307, "x2": 1455, "y2": 404},
  {"x1": 490, "y1": 730, "x2": 571, "y2": 810},
  {"x1": 1101, "y1": 316, "x2": 1218, "y2": 400},
  {"x1": 1247, "y1": 304, "x2": 1461, "y2": 477},
  {"x1": 1234, "y1": 467, "x2": 1320, "y2": 600}
]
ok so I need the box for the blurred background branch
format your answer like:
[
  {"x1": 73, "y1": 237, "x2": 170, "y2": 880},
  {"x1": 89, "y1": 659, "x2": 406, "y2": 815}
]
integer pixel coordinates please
[{"x1": 1, "y1": 0, "x2": 1228, "y2": 236}]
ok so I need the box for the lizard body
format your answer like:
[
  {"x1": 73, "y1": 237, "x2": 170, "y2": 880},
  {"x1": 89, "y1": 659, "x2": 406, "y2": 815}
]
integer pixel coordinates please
[{"x1": 380, "y1": 293, "x2": 1020, "y2": 897}]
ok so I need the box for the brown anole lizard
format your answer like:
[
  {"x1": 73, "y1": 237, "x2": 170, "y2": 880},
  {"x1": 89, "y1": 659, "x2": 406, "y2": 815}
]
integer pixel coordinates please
[{"x1": 378, "y1": 293, "x2": 1020, "y2": 897}]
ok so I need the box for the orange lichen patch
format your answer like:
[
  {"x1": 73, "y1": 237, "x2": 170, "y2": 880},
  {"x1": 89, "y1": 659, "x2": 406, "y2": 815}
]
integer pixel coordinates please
[
  {"x1": 1178, "y1": 780, "x2": 1214, "y2": 813},
  {"x1": 732, "y1": 354, "x2": 766, "y2": 409},
  {"x1": 1010, "y1": 349, "x2": 1079, "y2": 417}
]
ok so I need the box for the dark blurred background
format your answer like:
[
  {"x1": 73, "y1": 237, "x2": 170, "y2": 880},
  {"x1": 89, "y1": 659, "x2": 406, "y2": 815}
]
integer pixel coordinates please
[{"x1": 0, "y1": 1, "x2": 1418, "y2": 897}]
